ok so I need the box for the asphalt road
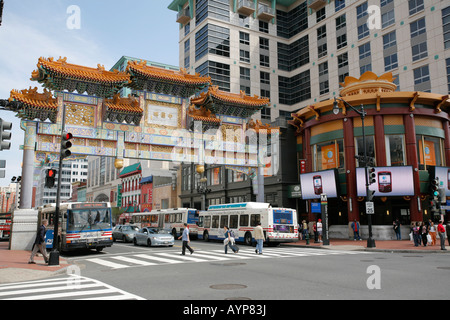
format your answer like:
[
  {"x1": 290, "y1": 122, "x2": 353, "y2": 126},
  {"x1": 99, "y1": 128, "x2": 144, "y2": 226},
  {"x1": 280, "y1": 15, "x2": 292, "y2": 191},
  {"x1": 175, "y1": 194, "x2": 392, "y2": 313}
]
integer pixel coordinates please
[{"x1": 60, "y1": 239, "x2": 450, "y2": 301}]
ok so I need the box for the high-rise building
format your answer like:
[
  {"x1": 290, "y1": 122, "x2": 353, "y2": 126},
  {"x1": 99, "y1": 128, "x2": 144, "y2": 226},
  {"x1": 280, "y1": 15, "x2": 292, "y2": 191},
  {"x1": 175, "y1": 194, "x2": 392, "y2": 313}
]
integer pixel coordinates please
[
  {"x1": 35, "y1": 159, "x2": 88, "y2": 207},
  {"x1": 169, "y1": 0, "x2": 450, "y2": 121}
]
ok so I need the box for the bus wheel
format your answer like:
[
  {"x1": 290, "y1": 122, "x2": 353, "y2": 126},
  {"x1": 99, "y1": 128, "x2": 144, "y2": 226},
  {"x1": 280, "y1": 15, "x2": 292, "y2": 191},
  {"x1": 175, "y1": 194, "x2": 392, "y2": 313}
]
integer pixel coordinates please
[
  {"x1": 244, "y1": 232, "x2": 253, "y2": 246},
  {"x1": 203, "y1": 231, "x2": 209, "y2": 242},
  {"x1": 96, "y1": 247, "x2": 103, "y2": 252}
]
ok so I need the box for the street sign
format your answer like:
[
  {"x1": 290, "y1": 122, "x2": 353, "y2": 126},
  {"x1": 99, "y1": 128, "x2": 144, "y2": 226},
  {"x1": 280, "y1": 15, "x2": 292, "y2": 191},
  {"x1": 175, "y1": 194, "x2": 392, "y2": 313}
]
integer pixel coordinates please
[{"x1": 366, "y1": 201, "x2": 375, "y2": 214}]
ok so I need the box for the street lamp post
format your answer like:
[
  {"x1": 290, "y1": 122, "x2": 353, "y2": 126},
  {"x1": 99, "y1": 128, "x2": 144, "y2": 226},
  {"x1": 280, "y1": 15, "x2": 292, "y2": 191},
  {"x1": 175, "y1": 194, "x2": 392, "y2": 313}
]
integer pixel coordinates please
[
  {"x1": 333, "y1": 97, "x2": 376, "y2": 248},
  {"x1": 196, "y1": 165, "x2": 211, "y2": 211}
]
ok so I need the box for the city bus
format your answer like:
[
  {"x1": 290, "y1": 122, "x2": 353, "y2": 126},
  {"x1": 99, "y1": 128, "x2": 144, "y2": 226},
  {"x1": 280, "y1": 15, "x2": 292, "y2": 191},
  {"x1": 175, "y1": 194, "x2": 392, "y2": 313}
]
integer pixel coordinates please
[
  {"x1": 0, "y1": 213, "x2": 11, "y2": 239},
  {"x1": 132, "y1": 208, "x2": 199, "y2": 239},
  {"x1": 197, "y1": 202, "x2": 298, "y2": 246},
  {"x1": 39, "y1": 202, "x2": 113, "y2": 252}
]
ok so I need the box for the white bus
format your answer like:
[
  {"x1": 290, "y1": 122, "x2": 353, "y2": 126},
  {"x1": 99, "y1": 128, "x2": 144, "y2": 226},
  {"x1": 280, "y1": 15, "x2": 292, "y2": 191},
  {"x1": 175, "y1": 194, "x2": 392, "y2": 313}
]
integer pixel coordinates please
[
  {"x1": 197, "y1": 202, "x2": 298, "y2": 246},
  {"x1": 39, "y1": 202, "x2": 113, "y2": 252},
  {"x1": 132, "y1": 208, "x2": 199, "y2": 239}
]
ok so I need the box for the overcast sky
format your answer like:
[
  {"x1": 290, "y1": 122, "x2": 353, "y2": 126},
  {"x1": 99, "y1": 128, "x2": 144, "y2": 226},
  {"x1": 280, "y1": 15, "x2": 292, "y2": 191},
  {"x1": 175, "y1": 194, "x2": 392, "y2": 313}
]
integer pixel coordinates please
[{"x1": 0, "y1": 0, "x2": 180, "y2": 187}]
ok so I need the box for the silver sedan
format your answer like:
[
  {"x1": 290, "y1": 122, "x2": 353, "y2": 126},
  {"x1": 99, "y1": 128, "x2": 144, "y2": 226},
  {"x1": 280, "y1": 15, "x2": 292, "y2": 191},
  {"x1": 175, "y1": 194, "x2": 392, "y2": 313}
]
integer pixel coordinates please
[{"x1": 133, "y1": 227, "x2": 175, "y2": 247}]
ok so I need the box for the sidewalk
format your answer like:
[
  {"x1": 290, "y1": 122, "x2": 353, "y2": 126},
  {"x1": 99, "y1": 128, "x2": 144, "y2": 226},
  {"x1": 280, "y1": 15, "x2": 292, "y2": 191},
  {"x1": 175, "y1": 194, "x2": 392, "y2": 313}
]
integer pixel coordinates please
[
  {"x1": 0, "y1": 240, "x2": 70, "y2": 284},
  {"x1": 283, "y1": 238, "x2": 450, "y2": 253}
]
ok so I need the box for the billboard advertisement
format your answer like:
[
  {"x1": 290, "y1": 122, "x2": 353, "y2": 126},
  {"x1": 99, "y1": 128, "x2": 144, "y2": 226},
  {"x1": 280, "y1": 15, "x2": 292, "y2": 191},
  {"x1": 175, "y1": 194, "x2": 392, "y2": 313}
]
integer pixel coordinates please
[
  {"x1": 300, "y1": 169, "x2": 339, "y2": 200},
  {"x1": 356, "y1": 166, "x2": 414, "y2": 197},
  {"x1": 428, "y1": 166, "x2": 450, "y2": 197}
]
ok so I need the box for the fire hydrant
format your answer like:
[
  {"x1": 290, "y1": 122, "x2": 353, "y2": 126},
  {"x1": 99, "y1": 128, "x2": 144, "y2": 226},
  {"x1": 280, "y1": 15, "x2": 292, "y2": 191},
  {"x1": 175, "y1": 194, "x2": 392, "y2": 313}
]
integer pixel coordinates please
[{"x1": 305, "y1": 232, "x2": 310, "y2": 245}]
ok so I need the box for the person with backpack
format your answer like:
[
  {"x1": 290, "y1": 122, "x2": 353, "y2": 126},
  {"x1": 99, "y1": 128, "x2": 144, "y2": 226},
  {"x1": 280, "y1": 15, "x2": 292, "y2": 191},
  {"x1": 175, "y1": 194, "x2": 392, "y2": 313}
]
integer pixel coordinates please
[{"x1": 223, "y1": 226, "x2": 238, "y2": 254}]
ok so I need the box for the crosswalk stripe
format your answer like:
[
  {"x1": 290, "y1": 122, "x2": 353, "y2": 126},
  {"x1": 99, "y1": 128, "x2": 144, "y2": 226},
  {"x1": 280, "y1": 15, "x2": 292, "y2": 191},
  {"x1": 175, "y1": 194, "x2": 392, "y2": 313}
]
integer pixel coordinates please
[
  {"x1": 206, "y1": 250, "x2": 250, "y2": 259},
  {"x1": 133, "y1": 254, "x2": 184, "y2": 264},
  {"x1": 111, "y1": 256, "x2": 157, "y2": 266},
  {"x1": 0, "y1": 276, "x2": 145, "y2": 300},
  {"x1": 86, "y1": 258, "x2": 129, "y2": 269},
  {"x1": 155, "y1": 252, "x2": 210, "y2": 262}
]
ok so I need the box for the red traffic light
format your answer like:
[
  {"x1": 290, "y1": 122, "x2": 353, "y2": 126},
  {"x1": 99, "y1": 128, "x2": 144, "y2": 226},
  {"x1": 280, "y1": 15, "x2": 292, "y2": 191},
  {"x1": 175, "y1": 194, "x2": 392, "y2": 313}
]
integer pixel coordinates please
[
  {"x1": 48, "y1": 169, "x2": 56, "y2": 177},
  {"x1": 63, "y1": 132, "x2": 73, "y2": 140}
]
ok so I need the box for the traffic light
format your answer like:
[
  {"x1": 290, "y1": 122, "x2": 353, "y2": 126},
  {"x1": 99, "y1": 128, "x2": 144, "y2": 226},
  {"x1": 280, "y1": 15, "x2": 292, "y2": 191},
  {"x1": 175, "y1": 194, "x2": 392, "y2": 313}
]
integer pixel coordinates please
[
  {"x1": 0, "y1": 118, "x2": 12, "y2": 151},
  {"x1": 430, "y1": 198, "x2": 437, "y2": 212},
  {"x1": 368, "y1": 167, "x2": 376, "y2": 185},
  {"x1": 45, "y1": 169, "x2": 57, "y2": 188},
  {"x1": 430, "y1": 177, "x2": 439, "y2": 198},
  {"x1": 60, "y1": 132, "x2": 73, "y2": 159}
]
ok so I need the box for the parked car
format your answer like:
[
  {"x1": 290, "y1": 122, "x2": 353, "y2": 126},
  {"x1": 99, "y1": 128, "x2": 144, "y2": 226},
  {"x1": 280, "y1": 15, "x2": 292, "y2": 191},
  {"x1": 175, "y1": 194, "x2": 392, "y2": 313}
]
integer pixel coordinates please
[
  {"x1": 112, "y1": 225, "x2": 139, "y2": 243},
  {"x1": 133, "y1": 227, "x2": 174, "y2": 247}
]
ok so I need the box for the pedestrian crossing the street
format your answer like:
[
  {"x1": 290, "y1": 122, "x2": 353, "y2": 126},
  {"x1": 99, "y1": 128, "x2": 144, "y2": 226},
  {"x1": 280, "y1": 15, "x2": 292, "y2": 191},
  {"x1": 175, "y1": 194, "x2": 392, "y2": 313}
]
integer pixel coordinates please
[
  {"x1": 83, "y1": 247, "x2": 369, "y2": 270},
  {"x1": 0, "y1": 275, "x2": 145, "y2": 300}
]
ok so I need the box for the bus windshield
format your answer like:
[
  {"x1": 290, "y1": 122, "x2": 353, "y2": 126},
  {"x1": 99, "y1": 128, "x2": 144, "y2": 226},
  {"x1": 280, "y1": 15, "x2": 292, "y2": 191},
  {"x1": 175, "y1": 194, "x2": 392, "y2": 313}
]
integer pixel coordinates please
[{"x1": 67, "y1": 208, "x2": 111, "y2": 232}]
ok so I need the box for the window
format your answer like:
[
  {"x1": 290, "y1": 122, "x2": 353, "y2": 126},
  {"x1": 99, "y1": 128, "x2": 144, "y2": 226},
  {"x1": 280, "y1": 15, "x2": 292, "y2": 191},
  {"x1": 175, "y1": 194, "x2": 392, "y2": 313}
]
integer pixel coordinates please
[
  {"x1": 260, "y1": 37, "x2": 269, "y2": 50},
  {"x1": 261, "y1": 107, "x2": 271, "y2": 120},
  {"x1": 312, "y1": 140, "x2": 344, "y2": 171},
  {"x1": 318, "y1": 43, "x2": 327, "y2": 59},
  {"x1": 260, "y1": 54, "x2": 270, "y2": 67},
  {"x1": 317, "y1": 25, "x2": 326, "y2": 40},
  {"x1": 384, "y1": 53, "x2": 398, "y2": 71},
  {"x1": 208, "y1": 167, "x2": 221, "y2": 185},
  {"x1": 336, "y1": 14, "x2": 346, "y2": 30},
  {"x1": 319, "y1": 80, "x2": 329, "y2": 95},
  {"x1": 250, "y1": 214, "x2": 261, "y2": 227},
  {"x1": 380, "y1": 0, "x2": 393, "y2": 7},
  {"x1": 260, "y1": 71, "x2": 270, "y2": 85},
  {"x1": 360, "y1": 63, "x2": 372, "y2": 75},
  {"x1": 337, "y1": 34, "x2": 347, "y2": 49},
  {"x1": 358, "y1": 23, "x2": 369, "y2": 40},
  {"x1": 316, "y1": 7, "x2": 326, "y2": 22},
  {"x1": 411, "y1": 42, "x2": 428, "y2": 61},
  {"x1": 277, "y1": 35, "x2": 309, "y2": 71},
  {"x1": 413, "y1": 65, "x2": 430, "y2": 89},
  {"x1": 196, "y1": 60, "x2": 230, "y2": 91},
  {"x1": 195, "y1": 24, "x2": 230, "y2": 61},
  {"x1": 385, "y1": 135, "x2": 405, "y2": 166},
  {"x1": 356, "y1": 2, "x2": 368, "y2": 20},
  {"x1": 318, "y1": 61, "x2": 328, "y2": 76},
  {"x1": 239, "y1": 215, "x2": 249, "y2": 227},
  {"x1": 337, "y1": 52, "x2": 348, "y2": 69},
  {"x1": 240, "y1": 67, "x2": 250, "y2": 80},
  {"x1": 212, "y1": 215, "x2": 219, "y2": 228},
  {"x1": 196, "y1": 0, "x2": 229, "y2": 26},
  {"x1": 447, "y1": 58, "x2": 450, "y2": 93},
  {"x1": 261, "y1": 89, "x2": 270, "y2": 99},
  {"x1": 240, "y1": 49, "x2": 250, "y2": 63},
  {"x1": 259, "y1": 20, "x2": 269, "y2": 33},
  {"x1": 230, "y1": 215, "x2": 238, "y2": 228},
  {"x1": 410, "y1": 18, "x2": 426, "y2": 38},
  {"x1": 409, "y1": 0, "x2": 424, "y2": 16},
  {"x1": 220, "y1": 215, "x2": 228, "y2": 228},
  {"x1": 278, "y1": 70, "x2": 311, "y2": 105},
  {"x1": 417, "y1": 135, "x2": 444, "y2": 168},
  {"x1": 335, "y1": 0, "x2": 345, "y2": 12},
  {"x1": 276, "y1": 2, "x2": 308, "y2": 39},
  {"x1": 239, "y1": 32, "x2": 249, "y2": 45},
  {"x1": 355, "y1": 136, "x2": 376, "y2": 167},
  {"x1": 381, "y1": 9, "x2": 395, "y2": 28},
  {"x1": 442, "y1": 6, "x2": 450, "y2": 49},
  {"x1": 383, "y1": 31, "x2": 396, "y2": 49},
  {"x1": 359, "y1": 42, "x2": 371, "y2": 60}
]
